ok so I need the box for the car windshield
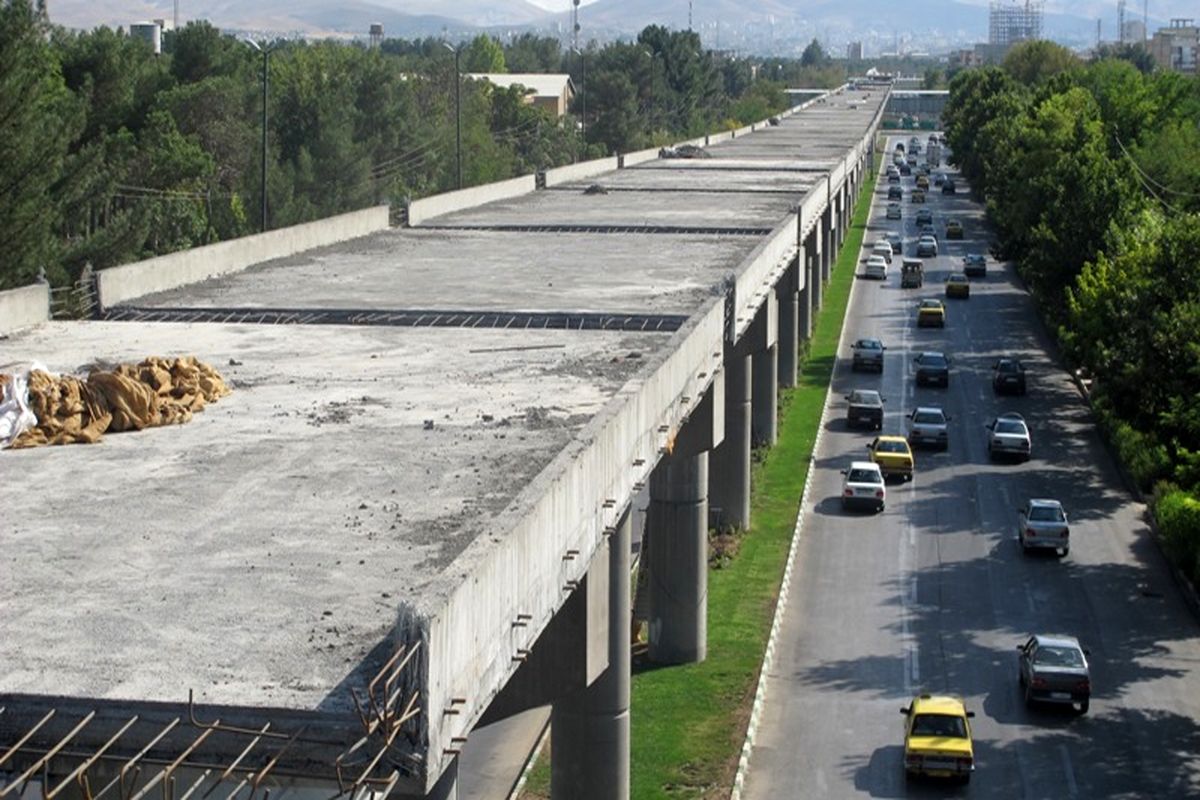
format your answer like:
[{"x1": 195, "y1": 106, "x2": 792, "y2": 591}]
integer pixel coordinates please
[
  {"x1": 1029, "y1": 506, "x2": 1065, "y2": 522},
  {"x1": 920, "y1": 301, "x2": 942, "y2": 309},
  {"x1": 949, "y1": 275, "x2": 966, "y2": 283},
  {"x1": 850, "y1": 391, "x2": 881, "y2": 405},
  {"x1": 857, "y1": 340, "x2": 882, "y2": 350},
  {"x1": 919, "y1": 355, "x2": 947, "y2": 367},
  {"x1": 876, "y1": 440, "x2": 907, "y2": 453},
  {"x1": 997, "y1": 361, "x2": 1020, "y2": 373},
  {"x1": 1034, "y1": 645, "x2": 1085, "y2": 668},
  {"x1": 847, "y1": 468, "x2": 882, "y2": 484},
  {"x1": 911, "y1": 713, "x2": 967, "y2": 738},
  {"x1": 913, "y1": 411, "x2": 944, "y2": 425},
  {"x1": 995, "y1": 420, "x2": 1026, "y2": 435},
  {"x1": 966, "y1": 255, "x2": 985, "y2": 264}
]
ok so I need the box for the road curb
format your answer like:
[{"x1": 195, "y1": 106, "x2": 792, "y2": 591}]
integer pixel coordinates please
[{"x1": 729, "y1": 158, "x2": 882, "y2": 800}]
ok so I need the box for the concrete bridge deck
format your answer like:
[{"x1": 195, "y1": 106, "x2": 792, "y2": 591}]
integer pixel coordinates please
[{"x1": 0, "y1": 87, "x2": 887, "y2": 799}]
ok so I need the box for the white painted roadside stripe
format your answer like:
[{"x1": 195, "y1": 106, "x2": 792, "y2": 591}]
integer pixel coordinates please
[{"x1": 730, "y1": 139, "x2": 883, "y2": 800}]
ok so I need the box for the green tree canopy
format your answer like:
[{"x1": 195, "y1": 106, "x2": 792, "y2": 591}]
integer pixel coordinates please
[{"x1": 463, "y1": 34, "x2": 505, "y2": 73}]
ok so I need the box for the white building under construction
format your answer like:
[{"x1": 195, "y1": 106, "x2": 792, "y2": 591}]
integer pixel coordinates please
[{"x1": 989, "y1": 0, "x2": 1044, "y2": 47}]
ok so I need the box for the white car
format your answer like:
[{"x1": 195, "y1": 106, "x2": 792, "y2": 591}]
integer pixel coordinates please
[
  {"x1": 886, "y1": 203, "x2": 902, "y2": 220},
  {"x1": 916, "y1": 235, "x2": 939, "y2": 258},
  {"x1": 864, "y1": 255, "x2": 889, "y2": 279},
  {"x1": 1018, "y1": 499, "x2": 1070, "y2": 556},
  {"x1": 987, "y1": 412, "x2": 1032, "y2": 461},
  {"x1": 873, "y1": 241, "x2": 894, "y2": 263},
  {"x1": 907, "y1": 406, "x2": 950, "y2": 450},
  {"x1": 841, "y1": 461, "x2": 886, "y2": 512}
]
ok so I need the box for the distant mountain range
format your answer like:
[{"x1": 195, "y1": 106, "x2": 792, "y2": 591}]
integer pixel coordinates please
[{"x1": 50, "y1": 0, "x2": 1182, "y2": 46}]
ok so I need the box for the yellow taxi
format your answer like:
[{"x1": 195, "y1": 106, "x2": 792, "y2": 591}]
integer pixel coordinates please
[
  {"x1": 945, "y1": 219, "x2": 964, "y2": 239},
  {"x1": 910, "y1": 188, "x2": 926, "y2": 203},
  {"x1": 901, "y1": 694, "x2": 975, "y2": 784},
  {"x1": 916, "y1": 175, "x2": 930, "y2": 191},
  {"x1": 917, "y1": 298, "x2": 946, "y2": 328},
  {"x1": 945, "y1": 273, "x2": 970, "y2": 299},
  {"x1": 867, "y1": 435, "x2": 914, "y2": 481}
]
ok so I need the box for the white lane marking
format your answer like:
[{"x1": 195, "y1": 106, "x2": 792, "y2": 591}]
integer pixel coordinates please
[{"x1": 1060, "y1": 744, "x2": 1079, "y2": 797}]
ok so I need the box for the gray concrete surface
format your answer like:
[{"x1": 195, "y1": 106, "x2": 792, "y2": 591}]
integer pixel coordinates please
[
  {"x1": 0, "y1": 283, "x2": 50, "y2": 335},
  {"x1": 0, "y1": 89, "x2": 888, "y2": 796},
  {"x1": 96, "y1": 206, "x2": 390, "y2": 308},
  {"x1": 543, "y1": 157, "x2": 620, "y2": 188},
  {"x1": 742, "y1": 138, "x2": 1200, "y2": 798}
]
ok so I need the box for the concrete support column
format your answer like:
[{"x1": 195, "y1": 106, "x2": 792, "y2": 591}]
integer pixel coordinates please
[
  {"x1": 808, "y1": 229, "x2": 822, "y2": 314},
  {"x1": 820, "y1": 207, "x2": 833, "y2": 284},
  {"x1": 798, "y1": 243, "x2": 812, "y2": 343},
  {"x1": 750, "y1": 294, "x2": 779, "y2": 448},
  {"x1": 550, "y1": 509, "x2": 631, "y2": 800},
  {"x1": 778, "y1": 258, "x2": 800, "y2": 389},
  {"x1": 646, "y1": 450, "x2": 709, "y2": 665},
  {"x1": 397, "y1": 759, "x2": 457, "y2": 800},
  {"x1": 709, "y1": 350, "x2": 751, "y2": 530}
]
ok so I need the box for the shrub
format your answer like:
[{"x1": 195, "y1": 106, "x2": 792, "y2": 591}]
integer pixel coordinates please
[
  {"x1": 1093, "y1": 398, "x2": 1172, "y2": 491},
  {"x1": 1155, "y1": 489, "x2": 1200, "y2": 586}
]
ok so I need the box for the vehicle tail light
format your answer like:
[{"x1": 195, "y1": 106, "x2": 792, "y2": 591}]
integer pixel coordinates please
[
  {"x1": 844, "y1": 489, "x2": 854, "y2": 497},
  {"x1": 1060, "y1": 530, "x2": 1069, "y2": 538},
  {"x1": 1075, "y1": 679, "x2": 1090, "y2": 692},
  {"x1": 1032, "y1": 677, "x2": 1048, "y2": 688},
  {"x1": 876, "y1": 490, "x2": 885, "y2": 498},
  {"x1": 1025, "y1": 528, "x2": 1037, "y2": 537},
  {"x1": 958, "y1": 757, "x2": 972, "y2": 770}
]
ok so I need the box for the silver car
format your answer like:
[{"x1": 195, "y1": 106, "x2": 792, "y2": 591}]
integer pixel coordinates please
[
  {"x1": 907, "y1": 406, "x2": 950, "y2": 450},
  {"x1": 987, "y1": 412, "x2": 1031, "y2": 461},
  {"x1": 851, "y1": 338, "x2": 886, "y2": 372},
  {"x1": 916, "y1": 235, "x2": 938, "y2": 258},
  {"x1": 1018, "y1": 499, "x2": 1069, "y2": 556},
  {"x1": 1017, "y1": 634, "x2": 1091, "y2": 714}
]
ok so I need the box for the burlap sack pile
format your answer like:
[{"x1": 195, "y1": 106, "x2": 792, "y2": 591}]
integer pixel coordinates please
[{"x1": 10, "y1": 357, "x2": 231, "y2": 449}]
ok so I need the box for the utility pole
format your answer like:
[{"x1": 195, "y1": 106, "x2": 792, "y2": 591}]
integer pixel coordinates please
[
  {"x1": 442, "y1": 42, "x2": 462, "y2": 190},
  {"x1": 688, "y1": 0, "x2": 693, "y2": 30},
  {"x1": 245, "y1": 39, "x2": 274, "y2": 233}
]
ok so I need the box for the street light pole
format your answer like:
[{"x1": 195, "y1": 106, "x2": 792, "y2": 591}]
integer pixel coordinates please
[
  {"x1": 245, "y1": 39, "x2": 273, "y2": 232},
  {"x1": 443, "y1": 42, "x2": 462, "y2": 190}
]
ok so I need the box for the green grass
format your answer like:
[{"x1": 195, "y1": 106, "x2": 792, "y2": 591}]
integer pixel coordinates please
[{"x1": 518, "y1": 160, "x2": 880, "y2": 800}]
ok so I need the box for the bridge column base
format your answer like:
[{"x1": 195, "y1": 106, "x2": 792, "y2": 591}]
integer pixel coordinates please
[{"x1": 710, "y1": 349, "x2": 751, "y2": 530}]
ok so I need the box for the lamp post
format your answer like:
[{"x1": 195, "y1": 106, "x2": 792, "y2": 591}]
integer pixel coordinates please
[
  {"x1": 442, "y1": 42, "x2": 462, "y2": 190},
  {"x1": 245, "y1": 39, "x2": 275, "y2": 232},
  {"x1": 571, "y1": 47, "x2": 587, "y2": 141}
]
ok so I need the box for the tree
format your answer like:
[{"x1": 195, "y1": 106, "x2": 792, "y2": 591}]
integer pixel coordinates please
[
  {"x1": 800, "y1": 38, "x2": 828, "y2": 68},
  {"x1": 1094, "y1": 42, "x2": 1156, "y2": 74},
  {"x1": 463, "y1": 34, "x2": 505, "y2": 73},
  {"x1": 922, "y1": 67, "x2": 943, "y2": 90},
  {"x1": 1002, "y1": 39, "x2": 1079, "y2": 86},
  {"x1": 0, "y1": 0, "x2": 82, "y2": 288}
]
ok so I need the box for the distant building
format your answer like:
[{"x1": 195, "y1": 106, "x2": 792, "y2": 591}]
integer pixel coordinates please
[
  {"x1": 847, "y1": 41, "x2": 863, "y2": 60},
  {"x1": 1122, "y1": 20, "x2": 1146, "y2": 43},
  {"x1": 468, "y1": 74, "x2": 575, "y2": 117},
  {"x1": 369, "y1": 23, "x2": 383, "y2": 49},
  {"x1": 952, "y1": 49, "x2": 983, "y2": 67},
  {"x1": 129, "y1": 21, "x2": 162, "y2": 54},
  {"x1": 1150, "y1": 19, "x2": 1199, "y2": 73},
  {"x1": 988, "y1": 0, "x2": 1043, "y2": 48}
]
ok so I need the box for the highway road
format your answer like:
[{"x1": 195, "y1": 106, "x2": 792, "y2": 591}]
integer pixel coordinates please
[{"x1": 742, "y1": 136, "x2": 1200, "y2": 798}]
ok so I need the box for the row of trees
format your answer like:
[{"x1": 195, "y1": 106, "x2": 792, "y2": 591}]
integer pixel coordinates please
[
  {"x1": 942, "y1": 40, "x2": 1200, "y2": 582},
  {"x1": 0, "y1": 3, "x2": 799, "y2": 291}
]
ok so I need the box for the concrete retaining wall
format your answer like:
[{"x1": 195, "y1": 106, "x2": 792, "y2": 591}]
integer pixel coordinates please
[
  {"x1": 98, "y1": 206, "x2": 390, "y2": 309},
  {"x1": 543, "y1": 157, "x2": 620, "y2": 188},
  {"x1": 407, "y1": 176, "x2": 537, "y2": 226},
  {"x1": 619, "y1": 148, "x2": 660, "y2": 169},
  {"x1": 707, "y1": 131, "x2": 733, "y2": 145},
  {"x1": 0, "y1": 283, "x2": 51, "y2": 335},
  {"x1": 412, "y1": 299, "x2": 727, "y2": 791},
  {"x1": 732, "y1": 125, "x2": 754, "y2": 138}
]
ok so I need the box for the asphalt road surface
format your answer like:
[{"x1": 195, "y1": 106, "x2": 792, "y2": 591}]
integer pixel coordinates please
[{"x1": 742, "y1": 136, "x2": 1200, "y2": 799}]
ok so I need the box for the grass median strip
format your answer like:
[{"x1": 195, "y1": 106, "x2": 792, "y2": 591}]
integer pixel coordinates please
[{"x1": 520, "y1": 160, "x2": 880, "y2": 799}]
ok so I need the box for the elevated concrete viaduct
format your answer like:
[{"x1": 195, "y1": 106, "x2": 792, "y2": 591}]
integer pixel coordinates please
[{"x1": 0, "y1": 86, "x2": 887, "y2": 800}]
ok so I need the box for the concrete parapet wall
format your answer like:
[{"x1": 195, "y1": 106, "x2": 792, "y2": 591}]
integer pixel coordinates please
[
  {"x1": 731, "y1": 217, "x2": 800, "y2": 344},
  {"x1": 0, "y1": 283, "x2": 50, "y2": 335},
  {"x1": 407, "y1": 176, "x2": 537, "y2": 226},
  {"x1": 732, "y1": 125, "x2": 754, "y2": 138},
  {"x1": 98, "y1": 206, "x2": 390, "y2": 308},
  {"x1": 543, "y1": 157, "x2": 620, "y2": 188},
  {"x1": 412, "y1": 300, "x2": 726, "y2": 792},
  {"x1": 707, "y1": 131, "x2": 733, "y2": 145},
  {"x1": 620, "y1": 148, "x2": 660, "y2": 169}
]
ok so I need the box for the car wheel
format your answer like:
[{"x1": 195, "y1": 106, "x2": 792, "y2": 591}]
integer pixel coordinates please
[
  {"x1": 876, "y1": 502, "x2": 885, "y2": 513},
  {"x1": 1077, "y1": 699, "x2": 1089, "y2": 715}
]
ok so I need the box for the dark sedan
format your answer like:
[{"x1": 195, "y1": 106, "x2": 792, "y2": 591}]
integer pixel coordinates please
[
  {"x1": 1018, "y1": 634, "x2": 1091, "y2": 714},
  {"x1": 914, "y1": 352, "x2": 951, "y2": 387},
  {"x1": 992, "y1": 357, "x2": 1027, "y2": 395}
]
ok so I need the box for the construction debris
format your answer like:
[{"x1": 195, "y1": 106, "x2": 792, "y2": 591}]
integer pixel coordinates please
[{"x1": 4, "y1": 356, "x2": 231, "y2": 449}]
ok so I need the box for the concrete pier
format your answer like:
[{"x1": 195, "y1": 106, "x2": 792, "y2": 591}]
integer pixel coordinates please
[
  {"x1": 709, "y1": 350, "x2": 751, "y2": 529},
  {"x1": 550, "y1": 509, "x2": 631, "y2": 800},
  {"x1": 646, "y1": 450, "x2": 710, "y2": 665},
  {"x1": 777, "y1": 259, "x2": 800, "y2": 389},
  {"x1": 808, "y1": 229, "x2": 823, "y2": 314}
]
